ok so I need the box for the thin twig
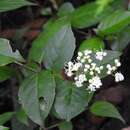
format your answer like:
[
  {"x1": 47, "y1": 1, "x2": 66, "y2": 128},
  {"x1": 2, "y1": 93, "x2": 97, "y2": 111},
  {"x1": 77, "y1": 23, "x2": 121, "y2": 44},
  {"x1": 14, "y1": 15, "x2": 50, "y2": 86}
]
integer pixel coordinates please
[
  {"x1": 46, "y1": 123, "x2": 60, "y2": 130},
  {"x1": 49, "y1": 0, "x2": 58, "y2": 10},
  {"x1": 15, "y1": 61, "x2": 37, "y2": 73}
]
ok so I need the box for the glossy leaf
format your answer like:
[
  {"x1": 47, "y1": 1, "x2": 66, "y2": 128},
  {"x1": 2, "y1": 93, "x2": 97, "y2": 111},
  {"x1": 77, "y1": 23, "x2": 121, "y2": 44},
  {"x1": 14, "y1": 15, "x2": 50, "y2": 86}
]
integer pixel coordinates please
[
  {"x1": 111, "y1": 27, "x2": 130, "y2": 51},
  {"x1": 0, "y1": 38, "x2": 24, "y2": 66},
  {"x1": 79, "y1": 37, "x2": 105, "y2": 51},
  {"x1": 43, "y1": 25, "x2": 75, "y2": 71},
  {"x1": 0, "y1": 0, "x2": 35, "y2": 12},
  {"x1": 19, "y1": 70, "x2": 55, "y2": 125},
  {"x1": 59, "y1": 121, "x2": 73, "y2": 130},
  {"x1": 97, "y1": 10, "x2": 130, "y2": 35},
  {"x1": 54, "y1": 78, "x2": 93, "y2": 121},
  {"x1": 0, "y1": 66, "x2": 15, "y2": 82},
  {"x1": 90, "y1": 101, "x2": 125, "y2": 122},
  {"x1": 0, "y1": 112, "x2": 14, "y2": 125},
  {"x1": 70, "y1": 2, "x2": 113, "y2": 28},
  {"x1": 29, "y1": 17, "x2": 75, "y2": 71}
]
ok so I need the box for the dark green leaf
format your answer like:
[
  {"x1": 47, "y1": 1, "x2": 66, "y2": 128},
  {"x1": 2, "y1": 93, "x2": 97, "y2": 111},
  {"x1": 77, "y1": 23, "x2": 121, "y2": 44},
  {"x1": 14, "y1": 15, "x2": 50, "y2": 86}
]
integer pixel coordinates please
[
  {"x1": 29, "y1": 17, "x2": 69, "y2": 63},
  {"x1": 90, "y1": 101, "x2": 125, "y2": 122},
  {"x1": 43, "y1": 25, "x2": 75, "y2": 71},
  {"x1": 79, "y1": 37, "x2": 105, "y2": 51},
  {"x1": 70, "y1": 2, "x2": 113, "y2": 28},
  {"x1": 0, "y1": 38, "x2": 24, "y2": 66},
  {"x1": 29, "y1": 17, "x2": 75, "y2": 71},
  {"x1": 97, "y1": 10, "x2": 130, "y2": 35},
  {"x1": 0, "y1": 0, "x2": 35, "y2": 12},
  {"x1": 111, "y1": 27, "x2": 130, "y2": 51},
  {"x1": 54, "y1": 78, "x2": 93, "y2": 121},
  {"x1": 0, "y1": 66, "x2": 15, "y2": 82},
  {"x1": 19, "y1": 70, "x2": 55, "y2": 125},
  {"x1": 0, "y1": 112, "x2": 14, "y2": 125},
  {"x1": 59, "y1": 121, "x2": 73, "y2": 130}
]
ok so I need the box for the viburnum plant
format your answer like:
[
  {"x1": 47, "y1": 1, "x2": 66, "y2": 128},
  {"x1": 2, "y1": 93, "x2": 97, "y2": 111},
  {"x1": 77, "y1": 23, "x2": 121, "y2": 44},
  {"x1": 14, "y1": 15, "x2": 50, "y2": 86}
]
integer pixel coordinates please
[
  {"x1": 65, "y1": 50, "x2": 124, "y2": 91},
  {"x1": 0, "y1": 0, "x2": 129, "y2": 130}
]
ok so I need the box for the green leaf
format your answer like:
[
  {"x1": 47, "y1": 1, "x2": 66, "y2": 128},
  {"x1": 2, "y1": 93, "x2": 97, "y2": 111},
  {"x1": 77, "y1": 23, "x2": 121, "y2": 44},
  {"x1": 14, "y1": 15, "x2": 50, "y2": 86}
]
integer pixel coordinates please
[
  {"x1": 0, "y1": 0, "x2": 35, "y2": 12},
  {"x1": 16, "y1": 108, "x2": 28, "y2": 126},
  {"x1": 111, "y1": 27, "x2": 130, "y2": 51},
  {"x1": 0, "y1": 126, "x2": 9, "y2": 130},
  {"x1": 58, "y1": 2, "x2": 75, "y2": 17},
  {"x1": 59, "y1": 121, "x2": 73, "y2": 130},
  {"x1": 19, "y1": 70, "x2": 55, "y2": 125},
  {"x1": 0, "y1": 38, "x2": 24, "y2": 66},
  {"x1": 97, "y1": 10, "x2": 130, "y2": 35},
  {"x1": 0, "y1": 112, "x2": 14, "y2": 125},
  {"x1": 90, "y1": 101, "x2": 125, "y2": 123},
  {"x1": 79, "y1": 37, "x2": 105, "y2": 52},
  {"x1": 54, "y1": 78, "x2": 93, "y2": 121},
  {"x1": 29, "y1": 17, "x2": 75, "y2": 71},
  {"x1": 111, "y1": 0, "x2": 125, "y2": 10},
  {"x1": 0, "y1": 66, "x2": 15, "y2": 82},
  {"x1": 43, "y1": 25, "x2": 75, "y2": 71},
  {"x1": 70, "y1": 2, "x2": 113, "y2": 28},
  {"x1": 29, "y1": 17, "x2": 68, "y2": 63},
  {"x1": 96, "y1": 0, "x2": 113, "y2": 15}
]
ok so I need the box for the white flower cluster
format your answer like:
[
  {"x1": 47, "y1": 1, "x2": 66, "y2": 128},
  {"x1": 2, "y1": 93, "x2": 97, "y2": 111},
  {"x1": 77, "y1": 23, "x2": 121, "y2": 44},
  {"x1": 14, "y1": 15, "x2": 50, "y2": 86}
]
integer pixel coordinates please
[{"x1": 64, "y1": 50, "x2": 124, "y2": 92}]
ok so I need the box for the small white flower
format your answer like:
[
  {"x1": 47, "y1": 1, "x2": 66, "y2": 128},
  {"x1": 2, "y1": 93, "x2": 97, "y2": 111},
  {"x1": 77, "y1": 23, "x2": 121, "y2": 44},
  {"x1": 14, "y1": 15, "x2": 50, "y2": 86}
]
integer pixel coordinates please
[
  {"x1": 90, "y1": 63, "x2": 96, "y2": 70},
  {"x1": 75, "y1": 81, "x2": 83, "y2": 87},
  {"x1": 78, "y1": 52, "x2": 83, "y2": 57},
  {"x1": 88, "y1": 59, "x2": 92, "y2": 63},
  {"x1": 115, "y1": 72, "x2": 124, "y2": 82},
  {"x1": 95, "y1": 67, "x2": 101, "y2": 74},
  {"x1": 114, "y1": 59, "x2": 121, "y2": 67},
  {"x1": 106, "y1": 64, "x2": 112, "y2": 71},
  {"x1": 85, "y1": 64, "x2": 90, "y2": 69},
  {"x1": 90, "y1": 71, "x2": 94, "y2": 75},
  {"x1": 84, "y1": 68, "x2": 88, "y2": 72},
  {"x1": 84, "y1": 50, "x2": 92, "y2": 56},
  {"x1": 95, "y1": 51, "x2": 107, "y2": 61},
  {"x1": 67, "y1": 71, "x2": 73, "y2": 77},
  {"x1": 112, "y1": 66, "x2": 116, "y2": 71},
  {"x1": 65, "y1": 61, "x2": 74, "y2": 77},
  {"x1": 100, "y1": 66, "x2": 104, "y2": 70},
  {"x1": 107, "y1": 71, "x2": 111, "y2": 75},
  {"x1": 87, "y1": 84, "x2": 96, "y2": 92},
  {"x1": 72, "y1": 62, "x2": 82, "y2": 71},
  {"x1": 115, "y1": 59, "x2": 119, "y2": 63},
  {"x1": 103, "y1": 52, "x2": 107, "y2": 56},
  {"x1": 74, "y1": 77, "x2": 78, "y2": 80},
  {"x1": 78, "y1": 74, "x2": 87, "y2": 82},
  {"x1": 106, "y1": 64, "x2": 111, "y2": 68},
  {"x1": 77, "y1": 56, "x2": 81, "y2": 60},
  {"x1": 81, "y1": 59, "x2": 85, "y2": 63},
  {"x1": 86, "y1": 55, "x2": 90, "y2": 59},
  {"x1": 89, "y1": 76, "x2": 102, "y2": 89},
  {"x1": 95, "y1": 52, "x2": 103, "y2": 61}
]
